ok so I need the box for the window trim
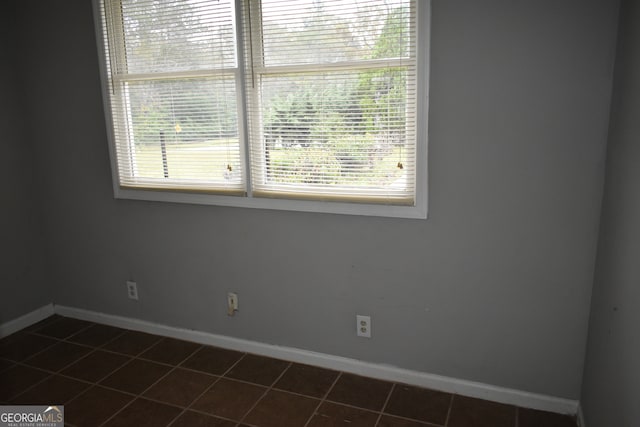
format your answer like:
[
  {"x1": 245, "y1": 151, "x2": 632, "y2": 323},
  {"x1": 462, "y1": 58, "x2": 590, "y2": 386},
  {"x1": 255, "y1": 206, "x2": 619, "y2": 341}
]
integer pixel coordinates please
[{"x1": 92, "y1": 0, "x2": 430, "y2": 219}]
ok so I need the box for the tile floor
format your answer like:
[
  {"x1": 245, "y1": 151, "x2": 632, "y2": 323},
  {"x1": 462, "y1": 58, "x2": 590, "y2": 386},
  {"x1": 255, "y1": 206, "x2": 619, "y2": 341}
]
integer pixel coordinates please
[{"x1": 0, "y1": 315, "x2": 578, "y2": 427}]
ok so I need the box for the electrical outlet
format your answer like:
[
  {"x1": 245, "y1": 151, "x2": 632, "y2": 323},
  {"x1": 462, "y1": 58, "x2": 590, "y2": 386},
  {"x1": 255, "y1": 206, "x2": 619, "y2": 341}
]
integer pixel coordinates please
[
  {"x1": 227, "y1": 292, "x2": 238, "y2": 316},
  {"x1": 356, "y1": 315, "x2": 371, "y2": 338},
  {"x1": 126, "y1": 281, "x2": 138, "y2": 300}
]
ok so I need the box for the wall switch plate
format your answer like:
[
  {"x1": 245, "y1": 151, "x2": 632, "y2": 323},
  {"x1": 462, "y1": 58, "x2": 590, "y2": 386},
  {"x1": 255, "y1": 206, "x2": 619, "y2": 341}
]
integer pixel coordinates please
[
  {"x1": 126, "y1": 281, "x2": 138, "y2": 300},
  {"x1": 356, "y1": 315, "x2": 371, "y2": 338},
  {"x1": 227, "y1": 292, "x2": 238, "y2": 316}
]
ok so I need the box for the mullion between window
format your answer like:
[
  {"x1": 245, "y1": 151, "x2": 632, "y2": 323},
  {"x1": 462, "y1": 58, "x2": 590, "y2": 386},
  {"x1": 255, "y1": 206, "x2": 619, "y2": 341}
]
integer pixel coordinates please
[{"x1": 242, "y1": 0, "x2": 267, "y2": 190}]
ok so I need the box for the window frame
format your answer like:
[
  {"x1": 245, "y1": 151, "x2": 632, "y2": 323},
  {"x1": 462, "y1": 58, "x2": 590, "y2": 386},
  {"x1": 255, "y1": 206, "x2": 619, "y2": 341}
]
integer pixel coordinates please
[{"x1": 92, "y1": 0, "x2": 430, "y2": 219}]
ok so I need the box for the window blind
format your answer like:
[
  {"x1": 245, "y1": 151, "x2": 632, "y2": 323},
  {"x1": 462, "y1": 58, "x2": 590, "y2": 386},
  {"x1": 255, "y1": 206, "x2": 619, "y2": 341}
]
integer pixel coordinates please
[
  {"x1": 98, "y1": 0, "x2": 422, "y2": 209},
  {"x1": 100, "y1": 0, "x2": 245, "y2": 194},
  {"x1": 244, "y1": 0, "x2": 417, "y2": 204}
]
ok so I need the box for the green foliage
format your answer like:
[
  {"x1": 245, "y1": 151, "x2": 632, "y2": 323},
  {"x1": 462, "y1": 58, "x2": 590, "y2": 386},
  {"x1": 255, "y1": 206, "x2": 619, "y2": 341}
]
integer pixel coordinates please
[
  {"x1": 269, "y1": 147, "x2": 341, "y2": 185},
  {"x1": 265, "y1": 92, "x2": 317, "y2": 147},
  {"x1": 331, "y1": 134, "x2": 375, "y2": 173},
  {"x1": 123, "y1": 0, "x2": 237, "y2": 146},
  {"x1": 129, "y1": 80, "x2": 238, "y2": 145},
  {"x1": 357, "y1": 7, "x2": 410, "y2": 144},
  {"x1": 262, "y1": 5, "x2": 411, "y2": 185},
  {"x1": 268, "y1": 134, "x2": 403, "y2": 187}
]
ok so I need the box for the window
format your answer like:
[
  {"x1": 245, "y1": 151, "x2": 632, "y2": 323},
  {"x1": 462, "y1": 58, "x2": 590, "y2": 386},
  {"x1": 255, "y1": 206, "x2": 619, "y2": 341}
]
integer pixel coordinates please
[{"x1": 95, "y1": 0, "x2": 429, "y2": 218}]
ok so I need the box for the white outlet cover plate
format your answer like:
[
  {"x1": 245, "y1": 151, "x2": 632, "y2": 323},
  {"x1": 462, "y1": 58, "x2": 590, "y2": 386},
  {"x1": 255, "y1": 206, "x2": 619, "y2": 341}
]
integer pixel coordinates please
[
  {"x1": 356, "y1": 315, "x2": 371, "y2": 338},
  {"x1": 126, "y1": 281, "x2": 138, "y2": 300}
]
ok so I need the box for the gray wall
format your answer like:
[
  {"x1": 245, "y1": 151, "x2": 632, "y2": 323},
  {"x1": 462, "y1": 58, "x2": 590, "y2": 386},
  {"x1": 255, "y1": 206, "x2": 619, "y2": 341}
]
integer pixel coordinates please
[
  {"x1": 0, "y1": 4, "x2": 50, "y2": 324},
  {"x1": 581, "y1": 0, "x2": 640, "y2": 425},
  {"x1": 18, "y1": 0, "x2": 619, "y2": 399}
]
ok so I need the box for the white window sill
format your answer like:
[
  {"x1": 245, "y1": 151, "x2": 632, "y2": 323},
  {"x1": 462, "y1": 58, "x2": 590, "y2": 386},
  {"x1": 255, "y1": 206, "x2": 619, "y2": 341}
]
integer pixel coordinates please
[{"x1": 114, "y1": 187, "x2": 428, "y2": 219}]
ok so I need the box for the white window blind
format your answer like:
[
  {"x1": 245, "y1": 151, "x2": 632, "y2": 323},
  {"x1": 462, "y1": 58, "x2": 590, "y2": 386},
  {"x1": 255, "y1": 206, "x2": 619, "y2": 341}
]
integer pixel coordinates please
[
  {"x1": 244, "y1": 0, "x2": 416, "y2": 204},
  {"x1": 100, "y1": 0, "x2": 245, "y2": 194},
  {"x1": 97, "y1": 0, "x2": 425, "y2": 214}
]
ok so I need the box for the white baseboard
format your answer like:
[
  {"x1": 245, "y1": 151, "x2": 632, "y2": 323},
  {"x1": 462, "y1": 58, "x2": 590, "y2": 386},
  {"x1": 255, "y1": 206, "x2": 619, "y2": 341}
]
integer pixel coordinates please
[
  {"x1": 54, "y1": 304, "x2": 578, "y2": 416},
  {"x1": 0, "y1": 304, "x2": 55, "y2": 338}
]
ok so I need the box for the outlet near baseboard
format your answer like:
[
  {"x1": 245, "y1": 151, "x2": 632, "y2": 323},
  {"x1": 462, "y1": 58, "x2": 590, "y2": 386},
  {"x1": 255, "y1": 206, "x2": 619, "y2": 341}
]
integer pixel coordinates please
[
  {"x1": 357, "y1": 315, "x2": 371, "y2": 338},
  {"x1": 126, "y1": 281, "x2": 138, "y2": 300}
]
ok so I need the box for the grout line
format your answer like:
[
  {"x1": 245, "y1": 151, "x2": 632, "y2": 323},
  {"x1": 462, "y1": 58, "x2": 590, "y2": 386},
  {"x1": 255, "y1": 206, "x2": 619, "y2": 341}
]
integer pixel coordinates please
[
  {"x1": 135, "y1": 336, "x2": 169, "y2": 358},
  {"x1": 96, "y1": 395, "x2": 141, "y2": 427},
  {"x1": 62, "y1": 384, "x2": 88, "y2": 408},
  {"x1": 0, "y1": 358, "x2": 14, "y2": 374},
  {"x1": 166, "y1": 352, "x2": 249, "y2": 426},
  {"x1": 97, "y1": 329, "x2": 164, "y2": 358},
  {"x1": 5, "y1": 371, "x2": 54, "y2": 403},
  {"x1": 9, "y1": 364, "x2": 94, "y2": 409},
  {"x1": 69, "y1": 325, "x2": 129, "y2": 349},
  {"x1": 10, "y1": 336, "x2": 99, "y2": 400},
  {"x1": 173, "y1": 363, "x2": 240, "y2": 378},
  {"x1": 164, "y1": 375, "x2": 231, "y2": 425},
  {"x1": 31, "y1": 341, "x2": 344, "y2": 406},
  {"x1": 4, "y1": 317, "x2": 129, "y2": 410},
  {"x1": 2, "y1": 360, "x2": 54, "y2": 374},
  {"x1": 61, "y1": 354, "x2": 131, "y2": 384},
  {"x1": 303, "y1": 371, "x2": 343, "y2": 427},
  {"x1": 48, "y1": 370, "x2": 103, "y2": 388},
  {"x1": 321, "y1": 398, "x2": 385, "y2": 414},
  {"x1": 80, "y1": 383, "x2": 138, "y2": 399},
  {"x1": 237, "y1": 360, "x2": 293, "y2": 425},
  {"x1": 24, "y1": 315, "x2": 65, "y2": 334},
  {"x1": 171, "y1": 406, "x2": 244, "y2": 427},
  {"x1": 63, "y1": 320, "x2": 100, "y2": 341},
  {"x1": 374, "y1": 382, "x2": 396, "y2": 426},
  {"x1": 22, "y1": 343, "x2": 97, "y2": 377},
  {"x1": 95, "y1": 342, "x2": 162, "y2": 360},
  {"x1": 12, "y1": 337, "x2": 62, "y2": 363},
  {"x1": 50, "y1": 336, "x2": 248, "y2": 427},
  {"x1": 97, "y1": 328, "x2": 129, "y2": 347},
  {"x1": 444, "y1": 394, "x2": 454, "y2": 426},
  {"x1": 56, "y1": 347, "x2": 99, "y2": 373},
  {"x1": 197, "y1": 372, "x2": 290, "y2": 393},
  {"x1": 96, "y1": 338, "x2": 204, "y2": 427},
  {"x1": 27, "y1": 318, "x2": 95, "y2": 344}
]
